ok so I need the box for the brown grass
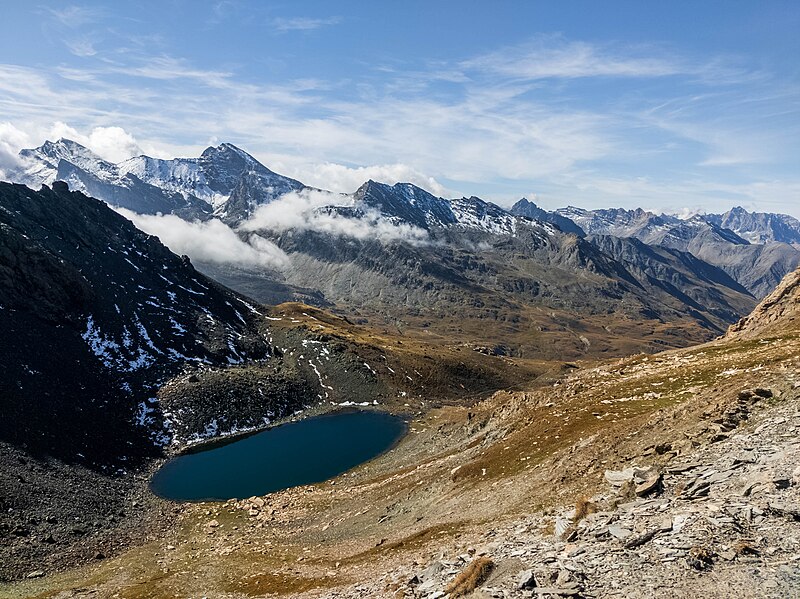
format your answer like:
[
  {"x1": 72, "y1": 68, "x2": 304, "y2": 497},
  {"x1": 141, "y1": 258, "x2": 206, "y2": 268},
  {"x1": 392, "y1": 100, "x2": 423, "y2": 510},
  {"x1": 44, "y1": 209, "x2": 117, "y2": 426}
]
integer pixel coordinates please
[
  {"x1": 573, "y1": 494, "x2": 597, "y2": 523},
  {"x1": 445, "y1": 556, "x2": 495, "y2": 597},
  {"x1": 733, "y1": 540, "x2": 760, "y2": 556}
]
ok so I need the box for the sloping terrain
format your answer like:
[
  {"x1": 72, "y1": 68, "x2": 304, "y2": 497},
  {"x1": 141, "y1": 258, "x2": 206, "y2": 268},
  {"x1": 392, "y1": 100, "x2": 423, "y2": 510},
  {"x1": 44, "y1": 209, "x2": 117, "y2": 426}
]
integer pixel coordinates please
[
  {"x1": 8, "y1": 269, "x2": 799, "y2": 598},
  {"x1": 726, "y1": 265, "x2": 800, "y2": 339},
  {"x1": 0, "y1": 181, "x2": 276, "y2": 461},
  {"x1": 264, "y1": 224, "x2": 755, "y2": 359},
  {"x1": 0, "y1": 181, "x2": 307, "y2": 580},
  {"x1": 0, "y1": 182, "x2": 541, "y2": 582}
]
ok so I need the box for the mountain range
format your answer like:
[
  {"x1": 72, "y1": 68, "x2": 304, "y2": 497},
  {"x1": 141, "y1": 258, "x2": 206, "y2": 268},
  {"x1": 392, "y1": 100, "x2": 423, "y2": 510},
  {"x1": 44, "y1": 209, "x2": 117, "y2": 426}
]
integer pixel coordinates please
[
  {"x1": 10, "y1": 139, "x2": 800, "y2": 358},
  {"x1": 16, "y1": 139, "x2": 305, "y2": 223},
  {"x1": 547, "y1": 205, "x2": 800, "y2": 297}
]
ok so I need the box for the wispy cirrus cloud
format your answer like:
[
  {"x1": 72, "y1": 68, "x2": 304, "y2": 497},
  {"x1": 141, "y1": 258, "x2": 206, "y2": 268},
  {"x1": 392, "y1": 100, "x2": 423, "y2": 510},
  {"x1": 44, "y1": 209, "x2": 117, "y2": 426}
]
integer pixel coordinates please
[
  {"x1": 64, "y1": 37, "x2": 98, "y2": 57},
  {"x1": 462, "y1": 38, "x2": 687, "y2": 80},
  {"x1": 271, "y1": 16, "x2": 341, "y2": 33},
  {"x1": 40, "y1": 4, "x2": 107, "y2": 59},
  {"x1": 0, "y1": 27, "x2": 798, "y2": 217},
  {"x1": 43, "y1": 4, "x2": 104, "y2": 28}
]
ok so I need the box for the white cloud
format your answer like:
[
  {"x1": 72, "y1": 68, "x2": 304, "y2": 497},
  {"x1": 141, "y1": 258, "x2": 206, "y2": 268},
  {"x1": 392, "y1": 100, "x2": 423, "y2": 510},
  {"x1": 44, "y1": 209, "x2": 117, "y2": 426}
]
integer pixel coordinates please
[
  {"x1": 85, "y1": 126, "x2": 142, "y2": 163},
  {"x1": 240, "y1": 189, "x2": 430, "y2": 245},
  {"x1": 48, "y1": 123, "x2": 142, "y2": 163},
  {"x1": 0, "y1": 122, "x2": 32, "y2": 180},
  {"x1": 64, "y1": 37, "x2": 97, "y2": 57},
  {"x1": 115, "y1": 209, "x2": 289, "y2": 269},
  {"x1": 462, "y1": 38, "x2": 688, "y2": 81},
  {"x1": 44, "y1": 5, "x2": 103, "y2": 28},
  {"x1": 271, "y1": 16, "x2": 341, "y2": 32}
]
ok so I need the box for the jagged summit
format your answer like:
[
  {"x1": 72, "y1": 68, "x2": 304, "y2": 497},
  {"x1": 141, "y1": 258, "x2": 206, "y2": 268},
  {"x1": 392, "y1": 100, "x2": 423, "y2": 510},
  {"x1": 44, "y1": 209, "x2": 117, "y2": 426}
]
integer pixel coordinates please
[
  {"x1": 707, "y1": 205, "x2": 800, "y2": 245},
  {"x1": 510, "y1": 198, "x2": 585, "y2": 236},
  {"x1": 16, "y1": 139, "x2": 305, "y2": 223},
  {"x1": 18, "y1": 138, "x2": 111, "y2": 186},
  {"x1": 354, "y1": 180, "x2": 457, "y2": 229},
  {"x1": 25, "y1": 138, "x2": 94, "y2": 161}
]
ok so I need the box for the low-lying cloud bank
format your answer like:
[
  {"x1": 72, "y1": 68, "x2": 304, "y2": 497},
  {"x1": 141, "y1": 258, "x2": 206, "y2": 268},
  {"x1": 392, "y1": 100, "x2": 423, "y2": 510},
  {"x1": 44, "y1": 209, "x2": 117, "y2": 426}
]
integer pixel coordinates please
[
  {"x1": 114, "y1": 189, "x2": 430, "y2": 271},
  {"x1": 116, "y1": 208, "x2": 290, "y2": 269},
  {"x1": 240, "y1": 189, "x2": 430, "y2": 245}
]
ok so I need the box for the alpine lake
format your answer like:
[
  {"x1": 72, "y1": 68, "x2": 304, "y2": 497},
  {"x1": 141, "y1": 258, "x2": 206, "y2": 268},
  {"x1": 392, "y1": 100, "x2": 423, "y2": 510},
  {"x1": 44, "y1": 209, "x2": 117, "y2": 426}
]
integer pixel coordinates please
[{"x1": 150, "y1": 409, "x2": 407, "y2": 501}]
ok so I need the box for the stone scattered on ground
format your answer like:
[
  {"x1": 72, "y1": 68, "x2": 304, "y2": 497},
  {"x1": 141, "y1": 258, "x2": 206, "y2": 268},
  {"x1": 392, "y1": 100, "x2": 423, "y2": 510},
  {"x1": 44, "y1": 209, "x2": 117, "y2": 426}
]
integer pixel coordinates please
[{"x1": 314, "y1": 387, "x2": 800, "y2": 598}]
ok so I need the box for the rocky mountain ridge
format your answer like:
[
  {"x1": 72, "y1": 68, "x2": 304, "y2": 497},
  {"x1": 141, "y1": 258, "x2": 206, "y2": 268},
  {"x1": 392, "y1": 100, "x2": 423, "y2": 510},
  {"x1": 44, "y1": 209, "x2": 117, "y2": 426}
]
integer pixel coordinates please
[
  {"x1": 543, "y1": 203, "x2": 800, "y2": 298},
  {"x1": 15, "y1": 140, "x2": 305, "y2": 223},
  {"x1": 727, "y1": 264, "x2": 800, "y2": 339},
  {"x1": 11, "y1": 139, "x2": 794, "y2": 352},
  {"x1": 0, "y1": 180, "x2": 279, "y2": 462},
  {"x1": 708, "y1": 205, "x2": 800, "y2": 245}
]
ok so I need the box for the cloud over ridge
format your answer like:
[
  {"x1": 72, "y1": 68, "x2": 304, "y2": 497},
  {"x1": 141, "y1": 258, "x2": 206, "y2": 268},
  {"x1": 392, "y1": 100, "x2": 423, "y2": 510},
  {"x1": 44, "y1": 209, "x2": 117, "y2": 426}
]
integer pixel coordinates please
[
  {"x1": 116, "y1": 208, "x2": 290, "y2": 270},
  {"x1": 240, "y1": 189, "x2": 431, "y2": 245}
]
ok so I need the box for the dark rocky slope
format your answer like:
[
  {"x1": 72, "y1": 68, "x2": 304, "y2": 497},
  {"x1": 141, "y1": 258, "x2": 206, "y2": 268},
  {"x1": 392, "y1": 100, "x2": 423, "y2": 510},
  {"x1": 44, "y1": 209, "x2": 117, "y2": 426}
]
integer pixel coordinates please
[
  {"x1": 0, "y1": 181, "x2": 301, "y2": 580},
  {"x1": 726, "y1": 265, "x2": 800, "y2": 339},
  {"x1": 0, "y1": 181, "x2": 276, "y2": 463}
]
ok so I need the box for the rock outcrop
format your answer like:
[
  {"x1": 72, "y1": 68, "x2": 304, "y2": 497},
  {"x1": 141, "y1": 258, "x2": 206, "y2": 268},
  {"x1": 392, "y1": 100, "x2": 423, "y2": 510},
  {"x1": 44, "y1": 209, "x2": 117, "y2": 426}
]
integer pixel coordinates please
[{"x1": 727, "y1": 266, "x2": 800, "y2": 338}]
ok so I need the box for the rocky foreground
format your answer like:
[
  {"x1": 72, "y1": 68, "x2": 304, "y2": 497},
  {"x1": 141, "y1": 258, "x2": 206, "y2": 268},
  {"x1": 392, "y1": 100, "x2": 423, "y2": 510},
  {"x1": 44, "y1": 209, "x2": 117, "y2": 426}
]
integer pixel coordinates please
[{"x1": 321, "y1": 385, "x2": 800, "y2": 598}]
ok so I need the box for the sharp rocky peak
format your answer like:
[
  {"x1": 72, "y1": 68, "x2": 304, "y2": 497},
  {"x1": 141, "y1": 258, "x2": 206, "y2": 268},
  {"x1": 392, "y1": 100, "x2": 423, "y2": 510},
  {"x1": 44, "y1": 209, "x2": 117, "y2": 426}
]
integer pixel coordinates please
[
  {"x1": 201, "y1": 142, "x2": 256, "y2": 163},
  {"x1": 22, "y1": 138, "x2": 105, "y2": 163}
]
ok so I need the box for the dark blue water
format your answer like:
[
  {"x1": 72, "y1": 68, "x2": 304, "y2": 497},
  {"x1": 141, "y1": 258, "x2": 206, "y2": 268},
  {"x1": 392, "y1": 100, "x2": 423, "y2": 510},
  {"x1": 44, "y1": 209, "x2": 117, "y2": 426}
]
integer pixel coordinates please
[{"x1": 150, "y1": 410, "x2": 407, "y2": 501}]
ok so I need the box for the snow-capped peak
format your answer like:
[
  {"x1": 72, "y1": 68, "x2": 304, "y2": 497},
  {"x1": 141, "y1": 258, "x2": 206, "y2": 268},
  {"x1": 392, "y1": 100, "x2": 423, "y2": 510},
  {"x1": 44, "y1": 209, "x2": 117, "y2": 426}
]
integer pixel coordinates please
[
  {"x1": 17, "y1": 138, "x2": 112, "y2": 186},
  {"x1": 15, "y1": 140, "x2": 306, "y2": 221}
]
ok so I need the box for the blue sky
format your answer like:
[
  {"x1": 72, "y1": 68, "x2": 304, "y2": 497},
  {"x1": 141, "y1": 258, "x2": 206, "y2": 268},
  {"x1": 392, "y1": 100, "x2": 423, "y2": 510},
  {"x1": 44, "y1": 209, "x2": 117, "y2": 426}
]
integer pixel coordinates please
[{"x1": 0, "y1": 1, "x2": 798, "y2": 216}]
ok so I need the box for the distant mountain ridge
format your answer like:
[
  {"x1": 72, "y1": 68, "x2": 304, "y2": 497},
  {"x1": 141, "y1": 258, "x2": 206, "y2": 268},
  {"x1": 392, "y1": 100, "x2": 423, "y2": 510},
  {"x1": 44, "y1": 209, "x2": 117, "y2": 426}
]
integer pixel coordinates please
[
  {"x1": 15, "y1": 139, "x2": 305, "y2": 223},
  {"x1": 706, "y1": 206, "x2": 800, "y2": 245},
  {"x1": 539, "y1": 203, "x2": 800, "y2": 298},
  {"x1": 510, "y1": 198, "x2": 585, "y2": 236},
  {"x1": 9, "y1": 138, "x2": 795, "y2": 345}
]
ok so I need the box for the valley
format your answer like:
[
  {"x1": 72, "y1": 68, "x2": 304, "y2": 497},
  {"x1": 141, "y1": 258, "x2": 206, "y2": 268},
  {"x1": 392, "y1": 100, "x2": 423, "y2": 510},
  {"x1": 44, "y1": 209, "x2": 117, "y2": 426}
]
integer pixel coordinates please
[
  {"x1": 4, "y1": 267, "x2": 799, "y2": 598},
  {"x1": 1, "y1": 148, "x2": 799, "y2": 597},
  {"x1": 2, "y1": 4, "x2": 798, "y2": 597}
]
